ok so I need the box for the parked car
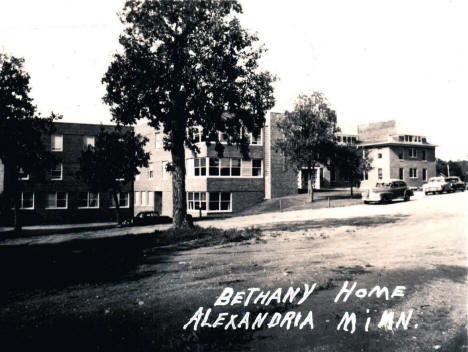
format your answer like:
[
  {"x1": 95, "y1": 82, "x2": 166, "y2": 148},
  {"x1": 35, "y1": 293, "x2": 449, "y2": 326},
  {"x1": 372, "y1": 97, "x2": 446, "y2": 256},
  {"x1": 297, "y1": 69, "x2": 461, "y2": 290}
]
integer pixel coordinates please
[
  {"x1": 422, "y1": 176, "x2": 451, "y2": 195},
  {"x1": 361, "y1": 180, "x2": 413, "y2": 204},
  {"x1": 123, "y1": 211, "x2": 172, "y2": 226},
  {"x1": 445, "y1": 176, "x2": 465, "y2": 192}
]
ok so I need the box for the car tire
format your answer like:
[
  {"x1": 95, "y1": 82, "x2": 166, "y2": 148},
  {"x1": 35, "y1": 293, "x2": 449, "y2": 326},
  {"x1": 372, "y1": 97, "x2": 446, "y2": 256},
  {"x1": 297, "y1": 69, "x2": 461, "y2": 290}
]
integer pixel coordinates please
[
  {"x1": 425, "y1": 192, "x2": 429, "y2": 195},
  {"x1": 363, "y1": 201, "x2": 369, "y2": 204},
  {"x1": 404, "y1": 193, "x2": 410, "y2": 201}
]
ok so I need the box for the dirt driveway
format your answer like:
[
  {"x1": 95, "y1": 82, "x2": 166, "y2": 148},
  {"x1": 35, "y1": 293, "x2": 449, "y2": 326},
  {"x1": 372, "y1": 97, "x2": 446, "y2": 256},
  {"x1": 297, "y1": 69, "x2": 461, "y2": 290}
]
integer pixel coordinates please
[{"x1": 1, "y1": 192, "x2": 466, "y2": 351}]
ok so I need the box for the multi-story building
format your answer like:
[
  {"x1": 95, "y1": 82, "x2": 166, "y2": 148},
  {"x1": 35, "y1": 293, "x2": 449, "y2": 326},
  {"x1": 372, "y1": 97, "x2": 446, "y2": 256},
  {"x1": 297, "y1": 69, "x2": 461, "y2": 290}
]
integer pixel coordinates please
[
  {"x1": 0, "y1": 122, "x2": 133, "y2": 225},
  {"x1": 358, "y1": 120, "x2": 436, "y2": 189},
  {"x1": 133, "y1": 113, "x2": 297, "y2": 217}
]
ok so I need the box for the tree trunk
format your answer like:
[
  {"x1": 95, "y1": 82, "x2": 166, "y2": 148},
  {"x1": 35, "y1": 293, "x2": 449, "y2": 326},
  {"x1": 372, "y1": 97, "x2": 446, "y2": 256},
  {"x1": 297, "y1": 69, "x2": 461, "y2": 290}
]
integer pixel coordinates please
[
  {"x1": 307, "y1": 168, "x2": 314, "y2": 203},
  {"x1": 112, "y1": 192, "x2": 120, "y2": 225},
  {"x1": 171, "y1": 134, "x2": 190, "y2": 229},
  {"x1": 13, "y1": 197, "x2": 21, "y2": 233},
  {"x1": 3, "y1": 162, "x2": 21, "y2": 232}
]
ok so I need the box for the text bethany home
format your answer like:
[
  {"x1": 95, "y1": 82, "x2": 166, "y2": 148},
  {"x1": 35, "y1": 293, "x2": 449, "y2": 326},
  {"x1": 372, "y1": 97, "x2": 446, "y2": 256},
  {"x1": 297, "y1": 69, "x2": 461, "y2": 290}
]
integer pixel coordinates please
[{"x1": 0, "y1": 115, "x2": 436, "y2": 224}]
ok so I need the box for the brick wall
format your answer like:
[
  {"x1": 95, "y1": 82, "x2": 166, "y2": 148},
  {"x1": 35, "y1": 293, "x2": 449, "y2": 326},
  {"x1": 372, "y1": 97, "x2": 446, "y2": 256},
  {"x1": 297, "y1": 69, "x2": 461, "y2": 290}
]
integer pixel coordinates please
[
  {"x1": 13, "y1": 122, "x2": 133, "y2": 225},
  {"x1": 266, "y1": 113, "x2": 298, "y2": 198}
]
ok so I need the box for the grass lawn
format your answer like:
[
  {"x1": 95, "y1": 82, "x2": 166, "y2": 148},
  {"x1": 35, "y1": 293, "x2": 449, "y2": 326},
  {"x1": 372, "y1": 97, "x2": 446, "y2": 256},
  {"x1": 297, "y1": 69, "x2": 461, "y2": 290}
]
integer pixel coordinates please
[{"x1": 239, "y1": 189, "x2": 362, "y2": 216}]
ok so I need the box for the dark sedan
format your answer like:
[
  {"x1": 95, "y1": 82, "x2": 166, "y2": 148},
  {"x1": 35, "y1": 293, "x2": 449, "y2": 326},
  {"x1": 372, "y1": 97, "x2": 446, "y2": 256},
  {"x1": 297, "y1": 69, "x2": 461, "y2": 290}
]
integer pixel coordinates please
[{"x1": 124, "y1": 211, "x2": 172, "y2": 226}]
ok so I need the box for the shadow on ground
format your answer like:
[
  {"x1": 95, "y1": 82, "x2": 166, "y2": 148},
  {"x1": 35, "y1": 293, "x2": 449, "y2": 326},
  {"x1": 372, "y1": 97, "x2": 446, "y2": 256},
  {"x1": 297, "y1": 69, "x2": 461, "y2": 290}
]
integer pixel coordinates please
[{"x1": 0, "y1": 263, "x2": 465, "y2": 352}]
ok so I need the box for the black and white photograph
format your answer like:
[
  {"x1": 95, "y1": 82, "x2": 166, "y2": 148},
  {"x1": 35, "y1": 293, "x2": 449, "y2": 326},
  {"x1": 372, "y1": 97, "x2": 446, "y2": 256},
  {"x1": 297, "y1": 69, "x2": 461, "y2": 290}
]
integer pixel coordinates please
[{"x1": 0, "y1": 0, "x2": 467, "y2": 351}]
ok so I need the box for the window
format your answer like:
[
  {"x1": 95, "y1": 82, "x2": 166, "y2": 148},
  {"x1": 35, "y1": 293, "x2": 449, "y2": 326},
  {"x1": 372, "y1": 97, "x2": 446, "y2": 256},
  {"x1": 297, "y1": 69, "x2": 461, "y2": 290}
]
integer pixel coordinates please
[
  {"x1": 208, "y1": 158, "x2": 262, "y2": 177},
  {"x1": 399, "y1": 168, "x2": 404, "y2": 180},
  {"x1": 162, "y1": 161, "x2": 169, "y2": 180},
  {"x1": 155, "y1": 132, "x2": 161, "y2": 149},
  {"x1": 378, "y1": 168, "x2": 383, "y2": 180},
  {"x1": 47, "y1": 192, "x2": 67, "y2": 209},
  {"x1": 78, "y1": 192, "x2": 99, "y2": 208},
  {"x1": 50, "y1": 163, "x2": 63, "y2": 180},
  {"x1": 398, "y1": 136, "x2": 404, "y2": 142},
  {"x1": 220, "y1": 158, "x2": 230, "y2": 176},
  {"x1": 252, "y1": 159, "x2": 262, "y2": 176},
  {"x1": 209, "y1": 192, "x2": 231, "y2": 211},
  {"x1": 83, "y1": 136, "x2": 95, "y2": 149},
  {"x1": 409, "y1": 148, "x2": 417, "y2": 158},
  {"x1": 194, "y1": 158, "x2": 206, "y2": 176},
  {"x1": 250, "y1": 129, "x2": 263, "y2": 145},
  {"x1": 378, "y1": 152, "x2": 382, "y2": 159},
  {"x1": 187, "y1": 192, "x2": 206, "y2": 210},
  {"x1": 111, "y1": 192, "x2": 130, "y2": 208},
  {"x1": 149, "y1": 191, "x2": 154, "y2": 206},
  {"x1": 398, "y1": 151, "x2": 404, "y2": 160},
  {"x1": 192, "y1": 128, "x2": 204, "y2": 144},
  {"x1": 18, "y1": 192, "x2": 34, "y2": 209},
  {"x1": 421, "y1": 150, "x2": 426, "y2": 161},
  {"x1": 148, "y1": 164, "x2": 154, "y2": 179},
  {"x1": 141, "y1": 191, "x2": 148, "y2": 206},
  {"x1": 51, "y1": 134, "x2": 63, "y2": 151},
  {"x1": 18, "y1": 168, "x2": 29, "y2": 180},
  {"x1": 231, "y1": 158, "x2": 241, "y2": 176},
  {"x1": 422, "y1": 168, "x2": 427, "y2": 181},
  {"x1": 363, "y1": 171, "x2": 368, "y2": 181},
  {"x1": 242, "y1": 159, "x2": 252, "y2": 177},
  {"x1": 135, "y1": 191, "x2": 141, "y2": 206},
  {"x1": 209, "y1": 158, "x2": 220, "y2": 176},
  {"x1": 409, "y1": 168, "x2": 418, "y2": 178}
]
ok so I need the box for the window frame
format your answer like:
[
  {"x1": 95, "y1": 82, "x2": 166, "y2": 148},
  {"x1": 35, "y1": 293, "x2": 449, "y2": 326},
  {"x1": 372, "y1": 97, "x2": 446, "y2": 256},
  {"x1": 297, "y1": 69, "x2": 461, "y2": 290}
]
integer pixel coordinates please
[
  {"x1": 378, "y1": 168, "x2": 383, "y2": 180},
  {"x1": 51, "y1": 134, "x2": 63, "y2": 152},
  {"x1": 82, "y1": 136, "x2": 95, "y2": 150},
  {"x1": 110, "y1": 192, "x2": 130, "y2": 208},
  {"x1": 46, "y1": 192, "x2": 68, "y2": 209},
  {"x1": 19, "y1": 192, "x2": 35, "y2": 210},
  {"x1": 187, "y1": 191, "x2": 207, "y2": 211},
  {"x1": 50, "y1": 163, "x2": 63, "y2": 181},
  {"x1": 78, "y1": 192, "x2": 100, "y2": 209},
  {"x1": 408, "y1": 148, "x2": 417, "y2": 158},
  {"x1": 409, "y1": 168, "x2": 418, "y2": 179}
]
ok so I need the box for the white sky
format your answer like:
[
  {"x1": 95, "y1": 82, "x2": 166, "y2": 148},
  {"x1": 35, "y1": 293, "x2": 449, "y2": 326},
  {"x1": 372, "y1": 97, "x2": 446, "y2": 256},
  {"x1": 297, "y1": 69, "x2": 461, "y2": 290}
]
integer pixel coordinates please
[{"x1": 1, "y1": 0, "x2": 467, "y2": 160}]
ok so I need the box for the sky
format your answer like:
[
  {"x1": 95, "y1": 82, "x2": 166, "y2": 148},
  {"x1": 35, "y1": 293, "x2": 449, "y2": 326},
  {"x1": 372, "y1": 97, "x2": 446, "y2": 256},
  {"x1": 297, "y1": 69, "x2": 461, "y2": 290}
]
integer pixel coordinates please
[{"x1": 1, "y1": 0, "x2": 467, "y2": 160}]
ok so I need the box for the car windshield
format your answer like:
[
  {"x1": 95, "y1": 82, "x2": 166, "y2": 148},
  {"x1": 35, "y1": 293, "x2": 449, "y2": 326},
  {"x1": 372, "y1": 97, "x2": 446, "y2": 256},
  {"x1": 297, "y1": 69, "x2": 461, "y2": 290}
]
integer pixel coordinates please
[
  {"x1": 428, "y1": 177, "x2": 444, "y2": 182},
  {"x1": 445, "y1": 177, "x2": 459, "y2": 182}
]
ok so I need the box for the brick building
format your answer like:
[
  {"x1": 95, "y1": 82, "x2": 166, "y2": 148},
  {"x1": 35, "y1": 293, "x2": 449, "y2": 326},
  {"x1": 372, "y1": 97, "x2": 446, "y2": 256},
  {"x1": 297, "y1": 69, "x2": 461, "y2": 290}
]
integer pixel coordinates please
[
  {"x1": 1, "y1": 122, "x2": 133, "y2": 225},
  {"x1": 358, "y1": 120, "x2": 437, "y2": 189},
  {"x1": 134, "y1": 113, "x2": 297, "y2": 217}
]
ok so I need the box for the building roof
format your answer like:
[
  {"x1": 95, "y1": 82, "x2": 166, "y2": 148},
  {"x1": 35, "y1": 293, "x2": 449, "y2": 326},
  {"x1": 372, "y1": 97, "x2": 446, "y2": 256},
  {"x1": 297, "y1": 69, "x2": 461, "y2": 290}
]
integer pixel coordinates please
[{"x1": 359, "y1": 141, "x2": 437, "y2": 148}]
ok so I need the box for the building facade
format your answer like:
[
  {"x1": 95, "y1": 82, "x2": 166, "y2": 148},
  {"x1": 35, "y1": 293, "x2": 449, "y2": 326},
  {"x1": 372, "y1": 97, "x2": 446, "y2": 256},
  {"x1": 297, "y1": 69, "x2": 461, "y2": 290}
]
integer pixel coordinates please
[
  {"x1": 134, "y1": 114, "x2": 297, "y2": 217},
  {"x1": 358, "y1": 121, "x2": 437, "y2": 189},
  {"x1": 1, "y1": 122, "x2": 133, "y2": 225}
]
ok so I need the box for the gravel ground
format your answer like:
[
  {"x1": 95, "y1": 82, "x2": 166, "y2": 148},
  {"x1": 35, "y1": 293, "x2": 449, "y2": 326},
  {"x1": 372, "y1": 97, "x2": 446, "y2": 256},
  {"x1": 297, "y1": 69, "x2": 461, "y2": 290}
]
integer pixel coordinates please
[{"x1": 1, "y1": 191, "x2": 466, "y2": 351}]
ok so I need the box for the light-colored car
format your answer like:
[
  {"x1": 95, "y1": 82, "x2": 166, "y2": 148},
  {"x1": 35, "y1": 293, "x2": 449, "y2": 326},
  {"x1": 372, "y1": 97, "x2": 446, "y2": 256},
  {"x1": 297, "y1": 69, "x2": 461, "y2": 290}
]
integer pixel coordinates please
[
  {"x1": 361, "y1": 180, "x2": 413, "y2": 204},
  {"x1": 423, "y1": 176, "x2": 451, "y2": 195}
]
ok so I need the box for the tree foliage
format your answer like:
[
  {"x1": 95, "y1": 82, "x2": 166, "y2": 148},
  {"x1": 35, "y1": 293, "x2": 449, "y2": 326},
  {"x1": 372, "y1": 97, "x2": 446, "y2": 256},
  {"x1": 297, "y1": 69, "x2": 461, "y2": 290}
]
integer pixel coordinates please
[
  {"x1": 436, "y1": 158, "x2": 465, "y2": 180},
  {"x1": 78, "y1": 128, "x2": 150, "y2": 224},
  {"x1": 102, "y1": 0, "x2": 275, "y2": 227},
  {"x1": 0, "y1": 53, "x2": 60, "y2": 228},
  {"x1": 330, "y1": 144, "x2": 372, "y2": 196},
  {"x1": 275, "y1": 92, "x2": 337, "y2": 201}
]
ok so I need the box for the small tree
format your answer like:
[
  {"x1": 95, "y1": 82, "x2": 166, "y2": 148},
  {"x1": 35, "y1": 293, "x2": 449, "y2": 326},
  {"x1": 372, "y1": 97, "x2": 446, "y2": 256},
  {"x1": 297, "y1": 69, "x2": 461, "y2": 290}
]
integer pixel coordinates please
[
  {"x1": 0, "y1": 53, "x2": 60, "y2": 231},
  {"x1": 275, "y1": 93, "x2": 337, "y2": 202},
  {"x1": 78, "y1": 128, "x2": 150, "y2": 224},
  {"x1": 330, "y1": 145, "x2": 372, "y2": 197},
  {"x1": 102, "y1": 0, "x2": 275, "y2": 228}
]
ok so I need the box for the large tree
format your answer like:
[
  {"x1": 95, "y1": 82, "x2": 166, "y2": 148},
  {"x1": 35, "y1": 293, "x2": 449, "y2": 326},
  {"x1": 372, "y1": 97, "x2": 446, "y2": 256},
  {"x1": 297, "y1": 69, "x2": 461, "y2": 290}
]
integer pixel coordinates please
[
  {"x1": 0, "y1": 53, "x2": 60, "y2": 230},
  {"x1": 78, "y1": 127, "x2": 150, "y2": 225},
  {"x1": 102, "y1": 0, "x2": 275, "y2": 228},
  {"x1": 330, "y1": 144, "x2": 372, "y2": 197},
  {"x1": 275, "y1": 93, "x2": 337, "y2": 202}
]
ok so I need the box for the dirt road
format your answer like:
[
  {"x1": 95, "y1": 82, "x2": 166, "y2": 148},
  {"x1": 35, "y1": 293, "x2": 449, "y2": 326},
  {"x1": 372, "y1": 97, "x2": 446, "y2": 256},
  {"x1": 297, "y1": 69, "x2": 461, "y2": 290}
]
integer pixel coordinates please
[{"x1": 1, "y1": 192, "x2": 466, "y2": 351}]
